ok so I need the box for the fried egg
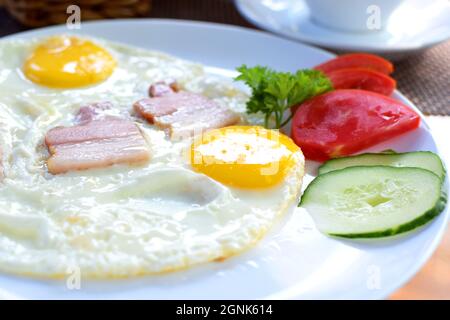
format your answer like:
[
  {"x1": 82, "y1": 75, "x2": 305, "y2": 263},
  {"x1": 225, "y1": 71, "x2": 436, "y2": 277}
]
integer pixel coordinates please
[
  {"x1": 0, "y1": 36, "x2": 305, "y2": 278},
  {"x1": 190, "y1": 126, "x2": 301, "y2": 188}
]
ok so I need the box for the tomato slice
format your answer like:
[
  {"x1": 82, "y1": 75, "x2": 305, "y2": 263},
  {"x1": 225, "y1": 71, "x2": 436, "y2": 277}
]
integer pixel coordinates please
[
  {"x1": 291, "y1": 89, "x2": 420, "y2": 162},
  {"x1": 327, "y1": 68, "x2": 396, "y2": 96},
  {"x1": 315, "y1": 53, "x2": 394, "y2": 75}
]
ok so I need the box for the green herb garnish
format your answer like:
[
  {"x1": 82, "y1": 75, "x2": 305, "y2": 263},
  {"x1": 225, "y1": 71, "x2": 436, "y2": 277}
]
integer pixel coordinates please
[{"x1": 235, "y1": 65, "x2": 332, "y2": 129}]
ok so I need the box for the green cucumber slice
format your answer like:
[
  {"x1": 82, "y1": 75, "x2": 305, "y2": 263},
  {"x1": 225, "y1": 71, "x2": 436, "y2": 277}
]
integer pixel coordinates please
[
  {"x1": 319, "y1": 151, "x2": 446, "y2": 180},
  {"x1": 300, "y1": 166, "x2": 446, "y2": 238}
]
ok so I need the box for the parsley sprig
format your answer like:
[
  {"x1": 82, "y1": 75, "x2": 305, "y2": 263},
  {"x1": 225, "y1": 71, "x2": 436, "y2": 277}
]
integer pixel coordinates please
[{"x1": 235, "y1": 65, "x2": 332, "y2": 129}]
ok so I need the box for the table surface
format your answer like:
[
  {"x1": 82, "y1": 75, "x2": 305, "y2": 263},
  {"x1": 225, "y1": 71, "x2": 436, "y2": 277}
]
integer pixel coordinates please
[{"x1": 0, "y1": 0, "x2": 449, "y2": 300}]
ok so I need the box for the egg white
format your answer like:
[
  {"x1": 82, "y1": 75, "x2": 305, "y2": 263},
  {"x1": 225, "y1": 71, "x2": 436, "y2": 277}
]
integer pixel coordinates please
[{"x1": 0, "y1": 37, "x2": 304, "y2": 278}]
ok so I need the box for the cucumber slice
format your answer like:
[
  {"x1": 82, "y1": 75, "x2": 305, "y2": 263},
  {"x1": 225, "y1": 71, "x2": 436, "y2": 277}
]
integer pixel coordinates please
[
  {"x1": 300, "y1": 166, "x2": 446, "y2": 238},
  {"x1": 319, "y1": 151, "x2": 446, "y2": 180}
]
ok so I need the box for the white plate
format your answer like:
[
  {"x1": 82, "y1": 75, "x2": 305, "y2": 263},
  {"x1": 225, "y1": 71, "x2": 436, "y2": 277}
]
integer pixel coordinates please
[
  {"x1": 235, "y1": 0, "x2": 450, "y2": 59},
  {"x1": 1, "y1": 19, "x2": 449, "y2": 300}
]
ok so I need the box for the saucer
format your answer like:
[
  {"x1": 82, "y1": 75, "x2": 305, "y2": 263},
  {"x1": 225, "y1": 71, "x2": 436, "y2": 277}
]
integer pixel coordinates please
[{"x1": 235, "y1": 0, "x2": 450, "y2": 59}]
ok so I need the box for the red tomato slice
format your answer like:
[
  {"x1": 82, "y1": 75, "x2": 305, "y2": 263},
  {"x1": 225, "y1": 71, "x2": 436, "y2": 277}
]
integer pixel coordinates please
[
  {"x1": 327, "y1": 68, "x2": 396, "y2": 96},
  {"x1": 291, "y1": 89, "x2": 420, "y2": 161},
  {"x1": 315, "y1": 53, "x2": 394, "y2": 75}
]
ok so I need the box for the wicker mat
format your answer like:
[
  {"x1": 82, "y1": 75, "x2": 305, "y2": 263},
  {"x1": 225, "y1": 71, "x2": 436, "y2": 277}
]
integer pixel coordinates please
[{"x1": 393, "y1": 41, "x2": 450, "y2": 116}]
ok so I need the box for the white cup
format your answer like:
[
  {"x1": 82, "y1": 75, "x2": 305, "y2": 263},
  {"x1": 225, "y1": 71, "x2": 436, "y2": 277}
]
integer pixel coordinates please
[{"x1": 304, "y1": 0, "x2": 405, "y2": 32}]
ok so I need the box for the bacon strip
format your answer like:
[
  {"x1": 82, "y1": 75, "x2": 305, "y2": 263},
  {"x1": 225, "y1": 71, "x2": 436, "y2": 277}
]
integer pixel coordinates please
[
  {"x1": 149, "y1": 81, "x2": 180, "y2": 97},
  {"x1": 45, "y1": 105, "x2": 150, "y2": 174},
  {"x1": 75, "y1": 101, "x2": 113, "y2": 124},
  {"x1": 134, "y1": 92, "x2": 239, "y2": 138}
]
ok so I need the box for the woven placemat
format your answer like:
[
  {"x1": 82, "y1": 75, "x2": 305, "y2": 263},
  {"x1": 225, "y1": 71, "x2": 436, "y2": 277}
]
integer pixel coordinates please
[
  {"x1": 393, "y1": 41, "x2": 450, "y2": 116},
  {"x1": 0, "y1": 0, "x2": 448, "y2": 115}
]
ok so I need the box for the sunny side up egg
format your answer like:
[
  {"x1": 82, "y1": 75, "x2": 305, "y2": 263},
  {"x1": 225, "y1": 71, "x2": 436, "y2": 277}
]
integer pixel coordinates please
[
  {"x1": 191, "y1": 126, "x2": 301, "y2": 188},
  {"x1": 0, "y1": 36, "x2": 305, "y2": 278}
]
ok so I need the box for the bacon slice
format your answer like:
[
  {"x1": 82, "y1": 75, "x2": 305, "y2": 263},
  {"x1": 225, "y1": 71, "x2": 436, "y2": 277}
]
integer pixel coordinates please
[
  {"x1": 45, "y1": 107, "x2": 150, "y2": 174},
  {"x1": 134, "y1": 92, "x2": 239, "y2": 138},
  {"x1": 75, "y1": 101, "x2": 113, "y2": 123},
  {"x1": 149, "y1": 81, "x2": 180, "y2": 97}
]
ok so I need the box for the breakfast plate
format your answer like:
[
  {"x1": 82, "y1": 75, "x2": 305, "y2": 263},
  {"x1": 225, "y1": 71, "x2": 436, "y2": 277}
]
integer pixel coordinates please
[
  {"x1": 0, "y1": 19, "x2": 448, "y2": 300},
  {"x1": 235, "y1": 0, "x2": 450, "y2": 59}
]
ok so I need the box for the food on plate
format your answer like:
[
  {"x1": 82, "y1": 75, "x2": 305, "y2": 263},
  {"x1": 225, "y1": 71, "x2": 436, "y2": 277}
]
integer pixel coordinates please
[
  {"x1": 302, "y1": 151, "x2": 447, "y2": 238},
  {"x1": 300, "y1": 165, "x2": 446, "y2": 238},
  {"x1": 319, "y1": 151, "x2": 446, "y2": 180},
  {"x1": 134, "y1": 89, "x2": 240, "y2": 139},
  {"x1": 0, "y1": 35, "x2": 306, "y2": 278},
  {"x1": 326, "y1": 68, "x2": 396, "y2": 96},
  {"x1": 0, "y1": 32, "x2": 442, "y2": 278},
  {"x1": 149, "y1": 80, "x2": 180, "y2": 97},
  {"x1": 234, "y1": 65, "x2": 332, "y2": 128},
  {"x1": 236, "y1": 62, "x2": 443, "y2": 241},
  {"x1": 314, "y1": 53, "x2": 394, "y2": 75},
  {"x1": 235, "y1": 56, "x2": 397, "y2": 132},
  {"x1": 313, "y1": 53, "x2": 396, "y2": 95},
  {"x1": 291, "y1": 89, "x2": 421, "y2": 161},
  {"x1": 190, "y1": 126, "x2": 303, "y2": 188},
  {"x1": 23, "y1": 36, "x2": 116, "y2": 88},
  {"x1": 45, "y1": 106, "x2": 150, "y2": 174}
]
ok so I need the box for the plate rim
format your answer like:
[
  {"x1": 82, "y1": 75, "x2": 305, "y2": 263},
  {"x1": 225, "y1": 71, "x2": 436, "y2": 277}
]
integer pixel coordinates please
[{"x1": 0, "y1": 18, "x2": 448, "y2": 300}]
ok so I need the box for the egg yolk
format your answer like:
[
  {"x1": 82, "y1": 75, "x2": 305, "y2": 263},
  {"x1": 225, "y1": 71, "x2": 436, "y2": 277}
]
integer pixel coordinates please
[
  {"x1": 23, "y1": 36, "x2": 116, "y2": 88},
  {"x1": 190, "y1": 126, "x2": 300, "y2": 188}
]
